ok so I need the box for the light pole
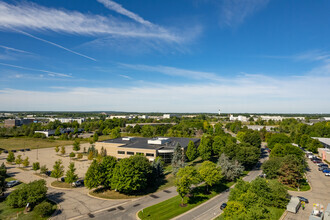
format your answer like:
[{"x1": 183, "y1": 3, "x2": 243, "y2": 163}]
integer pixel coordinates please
[{"x1": 36, "y1": 145, "x2": 39, "y2": 160}]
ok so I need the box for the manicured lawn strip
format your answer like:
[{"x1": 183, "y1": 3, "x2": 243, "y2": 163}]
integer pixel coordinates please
[
  {"x1": 0, "y1": 198, "x2": 56, "y2": 220},
  {"x1": 0, "y1": 137, "x2": 75, "y2": 150},
  {"x1": 138, "y1": 181, "x2": 234, "y2": 220},
  {"x1": 51, "y1": 181, "x2": 74, "y2": 189}
]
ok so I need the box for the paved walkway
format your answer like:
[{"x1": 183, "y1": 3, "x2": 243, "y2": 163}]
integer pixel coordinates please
[{"x1": 284, "y1": 159, "x2": 330, "y2": 220}]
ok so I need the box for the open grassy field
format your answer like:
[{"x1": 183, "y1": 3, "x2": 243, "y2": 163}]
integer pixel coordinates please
[
  {"x1": 138, "y1": 181, "x2": 234, "y2": 220},
  {"x1": 0, "y1": 137, "x2": 75, "y2": 150}
]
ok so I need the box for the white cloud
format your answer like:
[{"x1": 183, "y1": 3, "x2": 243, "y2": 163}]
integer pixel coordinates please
[
  {"x1": 118, "y1": 74, "x2": 132, "y2": 79},
  {"x1": 0, "y1": 62, "x2": 72, "y2": 78},
  {"x1": 97, "y1": 0, "x2": 152, "y2": 26},
  {"x1": 120, "y1": 64, "x2": 224, "y2": 81},
  {"x1": 0, "y1": 73, "x2": 329, "y2": 113},
  {"x1": 0, "y1": 45, "x2": 34, "y2": 55},
  {"x1": 0, "y1": 1, "x2": 181, "y2": 42},
  {"x1": 218, "y1": 0, "x2": 269, "y2": 27}
]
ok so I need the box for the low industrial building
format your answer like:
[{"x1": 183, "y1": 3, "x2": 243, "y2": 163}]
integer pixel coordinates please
[
  {"x1": 95, "y1": 137, "x2": 200, "y2": 163},
  {"x1": 318, "y1": 148, "x2": 330, "y2": 162},
  {"x1": 4, "y1": 118, "x2": 34, "y2": 128}
]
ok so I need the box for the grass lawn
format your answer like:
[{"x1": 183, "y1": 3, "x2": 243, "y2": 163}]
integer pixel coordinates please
[
  {"x1": 0, "y1": 198, "x2": 56, "y2": 220},
  {"x1": 0, "y1": 137, "x2": 75, "y2": 150},
  {"x1": 285, "y1": 179, "x2": 310, "y2": 191},
  {"x1": 51, "y1": 181, "x2": 74, "y2": 189},
  {"x1": 138, "y1": 181, "x2": 234, "y2": 220}
]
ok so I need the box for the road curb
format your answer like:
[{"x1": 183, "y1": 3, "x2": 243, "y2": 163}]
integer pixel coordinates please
[
  {"x1": 279, "y1": 210, "x2": 288, "y2": 220},
  {"x1": 87, "y1": 190, "x2": 139, "y2": 201}
]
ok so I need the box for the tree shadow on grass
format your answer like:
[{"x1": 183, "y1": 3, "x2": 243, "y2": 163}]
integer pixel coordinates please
[{"x1": 47, "y1": 191, "x2": 65, "y2": 203}]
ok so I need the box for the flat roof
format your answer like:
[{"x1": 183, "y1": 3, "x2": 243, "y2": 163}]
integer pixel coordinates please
[{"x1": 101, "y1": 137, "x2": 200, "y2": 150}]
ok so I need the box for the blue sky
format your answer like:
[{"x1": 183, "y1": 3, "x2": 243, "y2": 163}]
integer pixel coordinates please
[{"x1": 0, "y1": 0, "x2": 329, "y2": 113}]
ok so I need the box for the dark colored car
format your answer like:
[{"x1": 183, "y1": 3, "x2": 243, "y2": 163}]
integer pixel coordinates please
[
  {"x1": 6, "y1": 180, "x2": 20, "y2": 188},
  {"x1": 45, "y1": 171, "x2": 52, "y2": 176},
  {"x1": 320, "y1": 164, "x2": 328, "y2": 168},
  {"x1": 73, "y1": 179, "x2": 84, "y2": 187},
  {"x1": 312, "y1": 159, "x2": 322, "y2": 163},
  {"x1": 25, "y1": 149, "x2": 30, "y2": 151},
  {"x1": 61, "y1": 177, "x2": 65, "y2": 182},
  {"x1": 319, "y1": 167, "x2": 328, "y2": 171},
  {"x1": 11, "y1": 150, "x2": 17, "y2": 153},
  {"x1": 3, "y1": 150, "x2": 8, "y2": 153},
  {"x1": 19, "y1": 149, "x2": 25, "y2": 152},
  {"x1": 220, "y1": 203, "x2": 227, "y2": 210},
  {"x1": 298, "y1": 196, "x2": 309, "y2": 203}
]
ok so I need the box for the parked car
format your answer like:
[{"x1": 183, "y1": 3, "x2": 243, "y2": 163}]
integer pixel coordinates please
[
  {"x1": 322, "y1": 169, "x2": 330, "y2": 173},
  {"x1": 316, "y1": 162, "x2": 325, "y2": 166},
  {"x1": 3, "y1": 150, "x2": 8, "y2": 153},
  {"x1": 307, "y1": 154, "x2": 314, "y2": 159},
  {"x1": 298, "y1": 196, "x2": 309, "y2": 203},
  {"x1": 45, "y1": 171, "x2": 52, "y2": 176},
  {"x1": 11, "y1": 150, "x2": 17, "y2": 153},
  {"x1": 72, "y1": 179, "x2": 84, "y2": 187},
  {"x1": 320, "y1": 164, "x2": 329, "y2": 168},
  {"x1": 319, "y1": 167, "x2": 328, "y2": 171},
  {"x1": 325, "y1": 173, "x2": 330, "y2": 176},
  {"x1": 60, "y1": 177, "x2": 65, "y2": 182},
  {"x1": 6, "y1": 180, "x2": 20, "y2": 188},
  {"x1": 312, "y1": 159, "x2": 322, "y2": 163},
  {"x1": 25, "y1": 148, "x2": 30, "y2": 151},
  {"x1": 19, "y1": 149, "x2": 25, "y2": 152},
  {"x1": 220, "y1": 203, "x2": 227, "y2": 210}
]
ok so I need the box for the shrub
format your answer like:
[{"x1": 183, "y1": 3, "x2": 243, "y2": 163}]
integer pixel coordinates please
[
  {"x1": 6, "y1": 180, "x2": 47, "y2": 207},
  {"x1": 34, "y1": 201, "x2": 54, "y2": 217},
  {"x1": 33, "y1": 162, "x2": 40, "y2": 171},
  {"x1": 40, "y1": 165, "x2": 48, "y2": 174}
]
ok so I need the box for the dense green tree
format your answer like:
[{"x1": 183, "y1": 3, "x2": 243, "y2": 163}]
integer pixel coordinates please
[
  {"x1": 55, "y1": 127, "x2": 61, "y2": 136},
  {"x1": 73, "y1": 139, "x2": 80, "y2": 151},
  {"x1": 22, "y1": 157, "x2": 30, "y2": 167},
  {"x1": 270, "y1": 143, "x2": 304, "y2": 158},
  {"x1": 261, "y1": 157, "x2": 282, "y2": 179},
  {"x1": 85, "y1": 160, "x2": 103, "y2": 189},
  {"x1": 198, "y1": 135, "x2": 213, "y2": 160},
  {"x1": 198, "y1": 161, "x2": 222, "y2": 192},
  {"x1": 100, "y1": 156, "x2": 117, "y2": 188},
  {"x1": 212, "y1": 136, "x2": 227, "y2": 156},
  {"x1": 15, "y1": 155, "x2": 23, "y2": 167},
  {"x1": 217, "y1": 154, "x2": 244, "y2": 181},
  {"x1": 0, "y1": 163, "x2": 6, "y2": 194},
  {"x1": 223, "y1": 201, "x2": 246, "y2": 220},
  {"x1": 51, "y1": 160, "x2": 64, "y2": 181},
  {"x1": 234, "y1": 143, "x2": 260, "y2": 168},
  {"x1": 111, "y1": 127, "x2": 121, "y2": 139},
  {"x1": 242, "y1": 130, "x2": 261, "y2": 148},
  {"x1": 93, "y1": 133, "x2": 99, "y2": 142},
  {"x1": 65, "y1": 162, "x2": 78, "y2": 184},
  {"x1": 267, "y1": 133, "x2": 291, "y2": 149},
  {"x1": 236, "y1": 131, "x2": 245, "y2": 142},
  {"x1": 7, "y1": 151, "x2": 15, "y2": 163},
  {"x1": 151, "y1": 157, "x2": 164, "y2": 179},
  {"x1": 172, "y1": 143, "x2": 186, "y2": 175},
  {"x1": 32, "y1": 162, "x2": 40, "y2": 171},
  {"x1": 111, "y1": 155, "x2": 152, "y2": 194},
  {"x1": 175, "y1": 166, "x2": 199, "y2": 205},
  {"x1": 40, "y1": 165, "x2": 48, "y2": 174},
  {"x1": 6, "y1": 180, "x2": 47, "y2": 207},
  {"x1": 214, "y1": 123, "x2": 225, "y2": 136},
  {"x1": 278, "y1": 159, "x2": 303, "y2": 188},
  {"x1": 61, "y1": 146, "x2": 66, "y2": 155},
  {"x1": 186, "y1": 141, "x2": 197, "y2": 161}
]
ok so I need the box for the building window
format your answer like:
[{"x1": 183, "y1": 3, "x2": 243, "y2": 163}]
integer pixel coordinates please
[
  {"x1": 136, "y1": 152, "x2": 144, "y2": 156},
  {"x1": 117, "y1": 151, "x2": 125, "y2": 155},
  {"x1": 146, "y1": 153, "x2": 154, "y2": 157},
  {"x1": 127, "y1": 151, "x2": 134, "y2": 155}
]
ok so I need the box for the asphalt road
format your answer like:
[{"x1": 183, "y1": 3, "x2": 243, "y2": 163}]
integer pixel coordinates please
[{"x1": 173, "y1": 144, "x2": 269, "y2": 220}]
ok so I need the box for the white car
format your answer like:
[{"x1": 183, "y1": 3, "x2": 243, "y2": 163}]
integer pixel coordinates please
[
  {"x1": 325, "y1": 173, "x2": 330, "y2": 176},
  {"x1": 6, "y1": 180, "x2": 20, "y2": 188}
]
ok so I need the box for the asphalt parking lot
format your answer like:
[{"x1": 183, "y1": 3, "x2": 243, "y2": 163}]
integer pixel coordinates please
[{"x1": 284, "y1": 158, "x2": 330, "y2": 220}]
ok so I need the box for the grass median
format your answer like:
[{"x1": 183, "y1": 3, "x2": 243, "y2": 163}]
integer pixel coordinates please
[
  {"x1": 0, "y1": 137, "x2": 75, "y2": 150},
  {"x1": 138, "y1": 181, "x2": 234, "y2": 220}
]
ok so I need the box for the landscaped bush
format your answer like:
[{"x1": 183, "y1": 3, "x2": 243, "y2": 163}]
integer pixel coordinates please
[
  {"x1": 34, "y1": 201, "x2": 54, "y2": 217},
  {"x1": 6, "y1": 180, "x2": 47, "y2": 208}
]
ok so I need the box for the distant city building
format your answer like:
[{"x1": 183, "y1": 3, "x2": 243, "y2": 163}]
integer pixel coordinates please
[
  {"x1": 49, "y1": 118, "x2": 85, "y2": 124},
  {"x1": 34, "y1": 128, "x2": 83, "y2": 137},
  {"x1": 246, "y1": 125, "x2": 276, "y2": 131},
  {"x1": 163, "y1": 114, "x2": 172, "y2": 119},
  {"x1": 4, "y1": 118, "x2": 33, "y2": 128},
  {"x1": 95, "y1": 137, "x2": 200, "y2": 163},
  {"x1": 229, "y1": 114, "x2": 248, "y2": 122},
  {"x1": 125, "y1": 123, "x2": 176, "y2": 127}
]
